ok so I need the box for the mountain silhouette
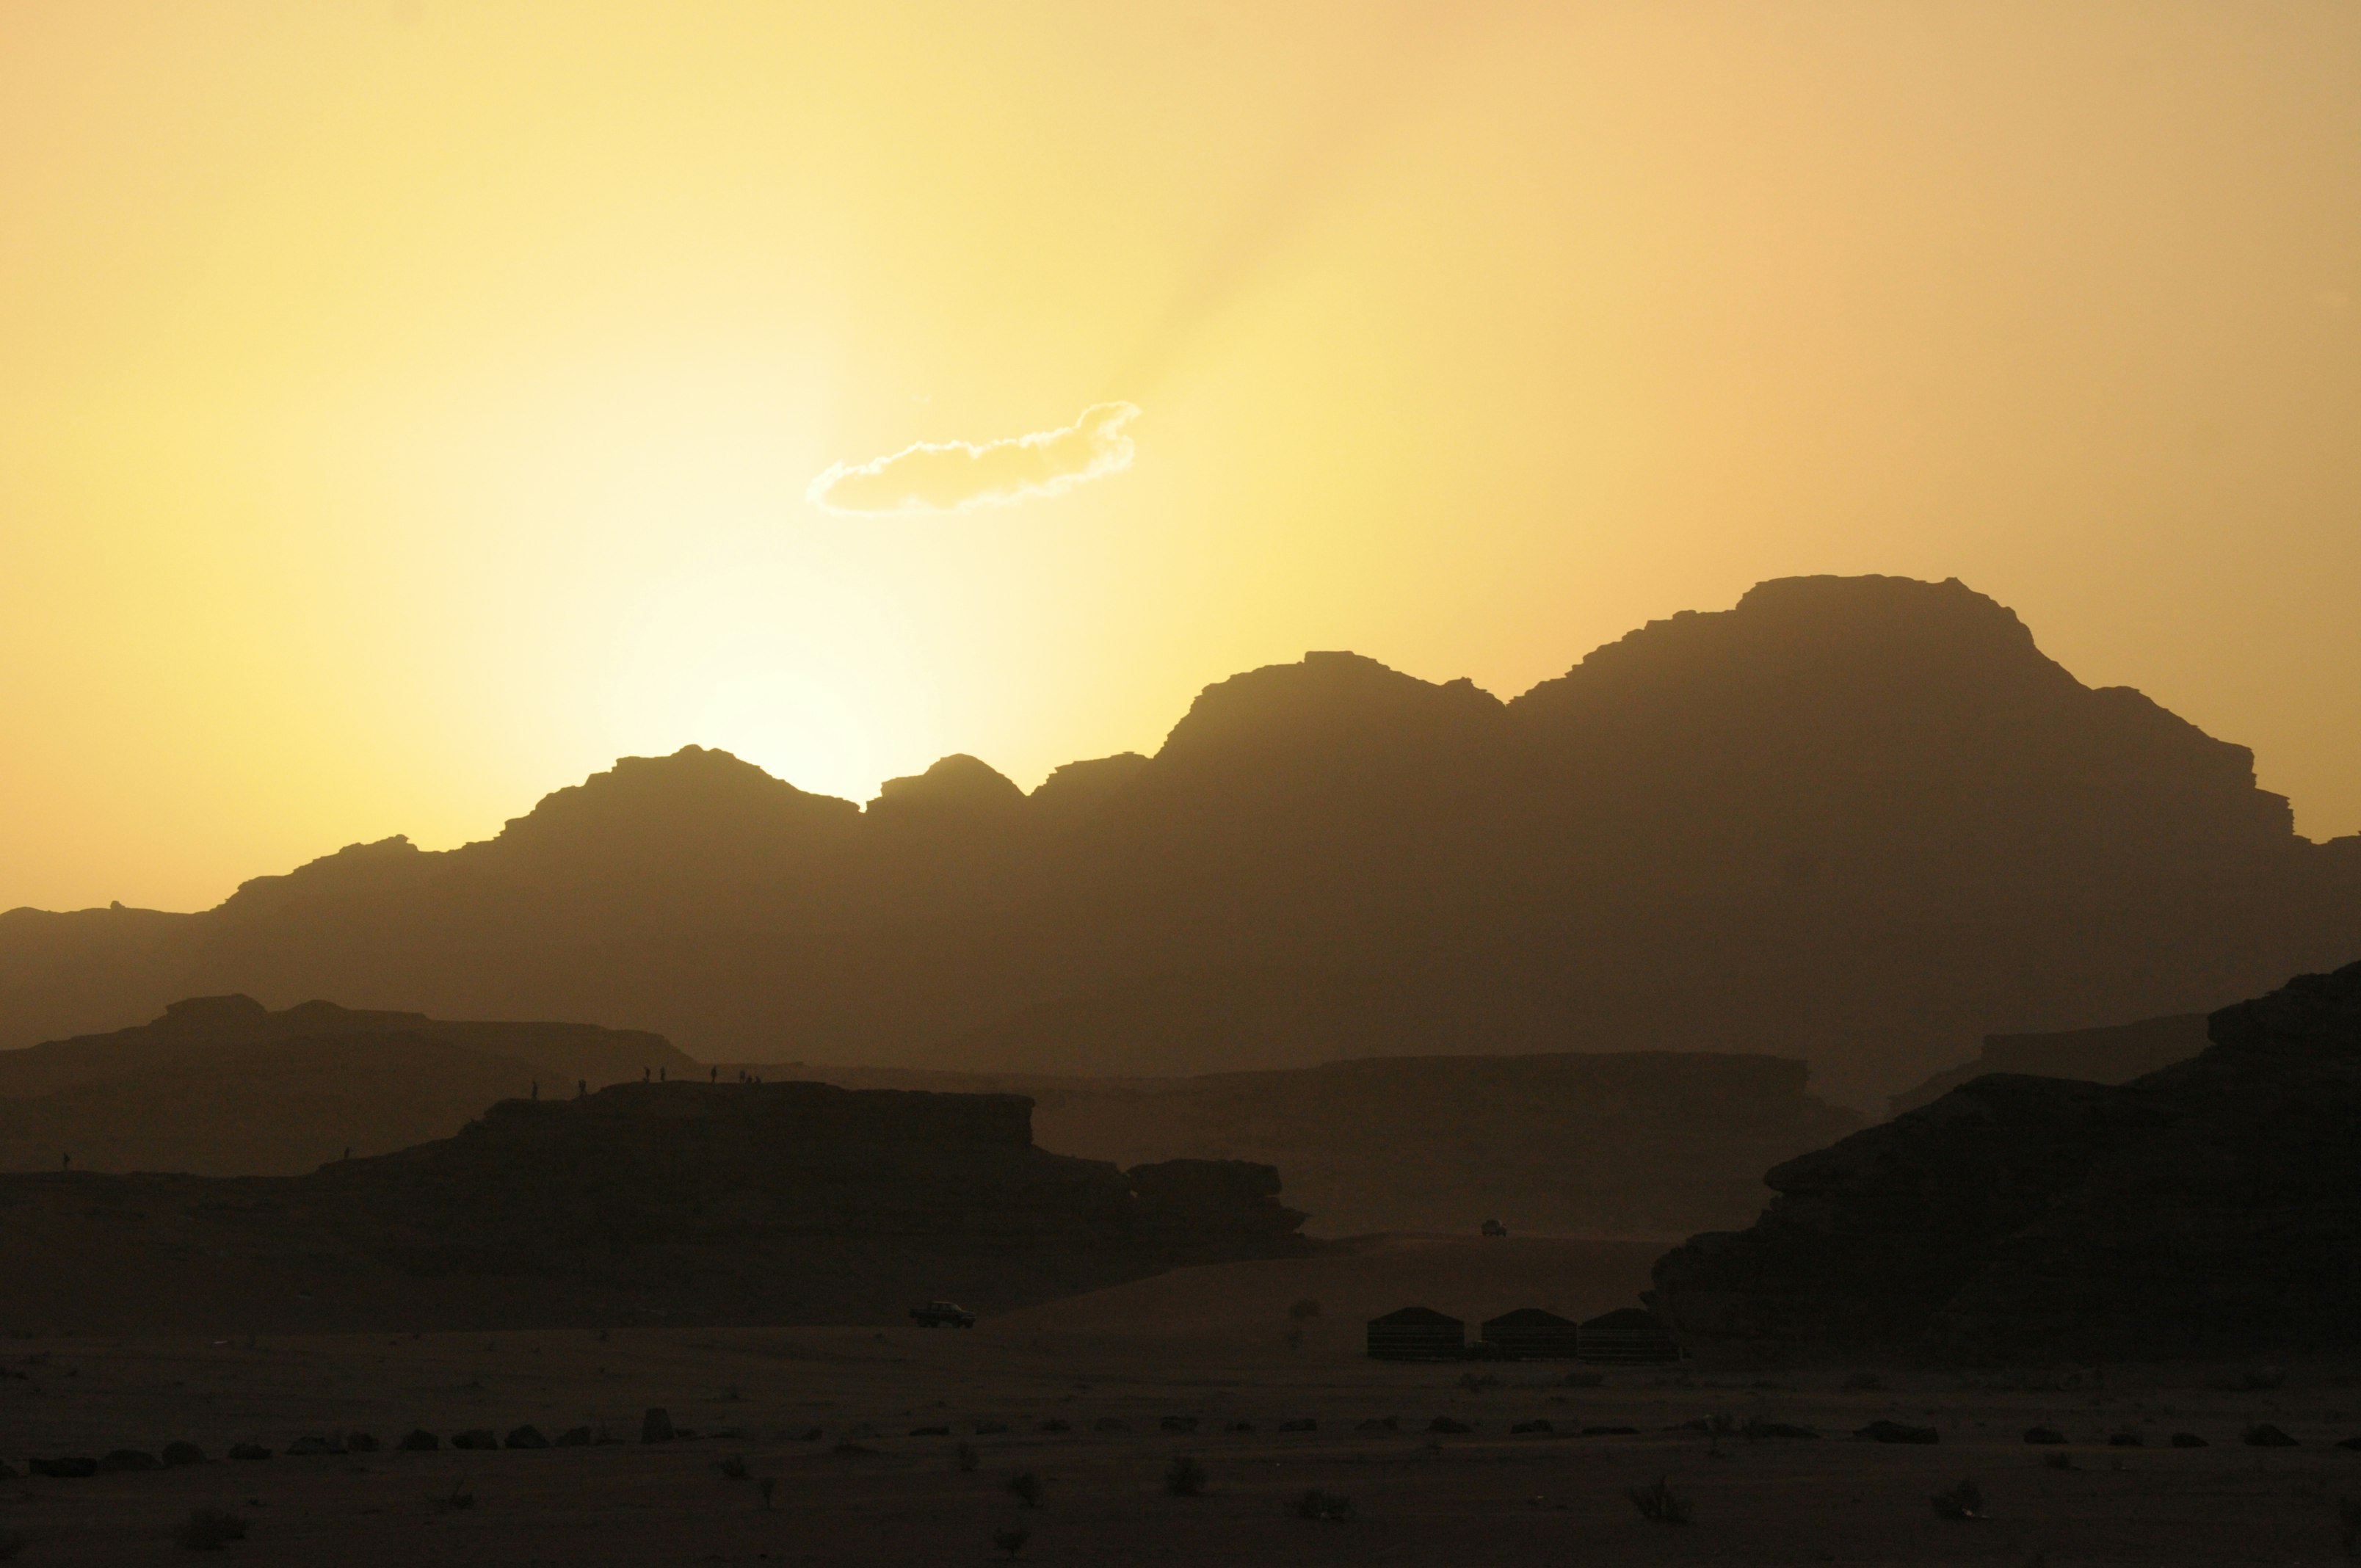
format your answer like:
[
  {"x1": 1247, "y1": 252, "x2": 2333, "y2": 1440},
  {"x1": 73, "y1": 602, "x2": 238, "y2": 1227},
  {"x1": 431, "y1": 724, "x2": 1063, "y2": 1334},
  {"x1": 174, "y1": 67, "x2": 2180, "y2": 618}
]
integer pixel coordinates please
[{"x1": 5, "y1": 575, "x2": 2357, "y2": 1103}]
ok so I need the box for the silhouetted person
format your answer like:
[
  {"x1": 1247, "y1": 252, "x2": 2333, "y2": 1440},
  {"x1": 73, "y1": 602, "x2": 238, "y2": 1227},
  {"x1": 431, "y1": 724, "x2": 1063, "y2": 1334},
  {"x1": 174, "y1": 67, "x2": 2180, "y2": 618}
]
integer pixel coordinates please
[
  {"x1": 577, "y1": 1078, "x2": 586, "y2": 1098},
  {"x1": 710, "y1": 1066, "x2": 717, "y2": 1083},
  {"x1": 642, "y1": 1067, "x2": 650, "y2": 1083},
  {"x1": 532, "y1": 1080, "x2": 539, "y2": 1100},
  {"x1": 659, "y1": 1066, "x2": 665, "y2": 1082},
  {"x1": 343, "y1": 1146, "x2": 351, "y2": 1161},
  {"x1": 61, "y1": 1153, "x2": 69, "y2": 1170}
]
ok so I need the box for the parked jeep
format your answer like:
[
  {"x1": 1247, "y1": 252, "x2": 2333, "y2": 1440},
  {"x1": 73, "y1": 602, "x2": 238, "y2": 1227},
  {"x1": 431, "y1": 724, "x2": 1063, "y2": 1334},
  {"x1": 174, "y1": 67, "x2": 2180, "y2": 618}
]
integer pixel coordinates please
[{"x1": 910, "y1": 1301, "x2": 976, "y2": 1329}]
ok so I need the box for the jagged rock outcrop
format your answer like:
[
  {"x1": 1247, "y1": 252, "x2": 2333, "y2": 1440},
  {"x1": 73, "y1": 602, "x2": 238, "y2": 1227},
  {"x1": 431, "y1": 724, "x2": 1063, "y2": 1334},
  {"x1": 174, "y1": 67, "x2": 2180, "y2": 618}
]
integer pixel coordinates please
[
  {"x1": 0, "y1": 1081, "x2": 1306, "y2": 1333},
  {"x1": 7, "y1": 576, "x2": 2359, "y2": 1103},
  {"x1": 1648, "y1": 960, "x2": 2361, "y2": 1362},
  {"x1": 0, "y1": 996, "x2": 697, "y2": 1175}
]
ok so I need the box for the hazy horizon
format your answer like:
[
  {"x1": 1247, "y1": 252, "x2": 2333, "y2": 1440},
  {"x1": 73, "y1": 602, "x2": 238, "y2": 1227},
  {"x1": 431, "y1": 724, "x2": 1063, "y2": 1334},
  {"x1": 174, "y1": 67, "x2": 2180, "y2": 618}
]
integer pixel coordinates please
[{"x1": 7, "y1": 1, "x2": 2360, "y2": 913}]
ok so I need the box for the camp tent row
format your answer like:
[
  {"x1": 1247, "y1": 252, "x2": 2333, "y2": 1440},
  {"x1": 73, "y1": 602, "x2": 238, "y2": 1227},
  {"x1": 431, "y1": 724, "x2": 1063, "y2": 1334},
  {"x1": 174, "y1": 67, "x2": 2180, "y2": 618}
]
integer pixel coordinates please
[{"x1": 1365, "y1": 1305, "x2": 1679, "y2": 1362}]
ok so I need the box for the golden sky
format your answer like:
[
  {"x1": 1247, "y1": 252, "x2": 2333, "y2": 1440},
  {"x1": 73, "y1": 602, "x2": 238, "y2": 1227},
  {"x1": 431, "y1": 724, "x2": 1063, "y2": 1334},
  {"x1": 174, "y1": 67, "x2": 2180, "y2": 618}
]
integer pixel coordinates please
[{"x1": 4, "y1": 1, "x2": 2358, "y2": 912}]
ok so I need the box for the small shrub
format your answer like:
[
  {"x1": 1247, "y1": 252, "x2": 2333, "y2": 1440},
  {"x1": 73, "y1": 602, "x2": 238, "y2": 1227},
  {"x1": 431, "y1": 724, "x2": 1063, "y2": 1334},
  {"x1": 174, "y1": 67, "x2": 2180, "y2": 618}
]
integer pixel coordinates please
[
  {"x1": 717, "y1": 1453, "x2": 750, "y2": 1480},
  {"x1": 956, "y1": 1442, "x2": 980, "y2": 1473},
  {"x1": 1007, "y1": 1471, "x2": 1045, "y2": 1508},
  {"x1": 1288, "y1": 1299, "x2": 1321, "y2": 1321},
  {"x1": 993, "y1": 1527, "x2": 1029, "y2": 1559},
  {"x1": 1628, "y1": 1476, "x2": 1692, "y2": 1524},
  {"x1": 1291, "y1": 1487, "x2": 1353, "y2": 1521},
  {"x1": 1932, "y1": 1479, "x2": 1984, "y2": 1520},
  {"x1": 175, "y1": 1507, "x2": 250, "y2": 1551},
  {"x1": 1166, "y1": 1455, "x2": 1208, "y2": 1497}
]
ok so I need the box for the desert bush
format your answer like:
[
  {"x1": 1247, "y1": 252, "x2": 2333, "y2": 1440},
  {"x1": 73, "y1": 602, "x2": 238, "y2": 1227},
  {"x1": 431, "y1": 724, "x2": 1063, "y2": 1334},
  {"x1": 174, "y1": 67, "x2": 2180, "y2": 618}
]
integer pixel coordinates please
[
  {"x1": 1291, "y1": 1488, "x2": 1353, "y2": 1521},
  {"x1": 1007, "y1": 1471, "x2": 1045, "y2": 1508},
  {"x1": 176, "y1": 1506, "x2": 249, "y2": 1550},
  {"x1": 1288, "y1": 1299, "x2": 1322, "y2": 1320},
  {"x1": 993, "y1": 1527, "x2": 1029, "y2": 1559},
  {"x1": 1165, "y1": 1456, "x2": 1208, "y2": 1497},
  {"x1": 1628, "y1": 1476, "x2": 1692, "y2": 1524},
  {"x1": 717, "y1": 1453, "x2": 750, "y2": 1480},
  {"x1": 1932, "y1": 1480, "x2": 1984, "y2": 1520}
]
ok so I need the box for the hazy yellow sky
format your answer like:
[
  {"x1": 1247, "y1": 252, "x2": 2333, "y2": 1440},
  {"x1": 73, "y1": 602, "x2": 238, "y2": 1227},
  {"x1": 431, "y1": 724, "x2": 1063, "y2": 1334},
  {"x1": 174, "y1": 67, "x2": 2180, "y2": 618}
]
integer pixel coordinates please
[{"x1": 4, "y1": 1, "x2": 2358, "y2": 912}]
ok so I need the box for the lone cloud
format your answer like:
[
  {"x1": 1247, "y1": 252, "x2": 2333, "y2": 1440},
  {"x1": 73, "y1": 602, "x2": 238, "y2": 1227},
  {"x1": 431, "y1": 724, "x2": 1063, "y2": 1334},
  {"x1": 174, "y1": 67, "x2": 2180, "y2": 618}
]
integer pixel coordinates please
[{"x1": 808, "y1": 402, "x2": 1141, "y2": 515}]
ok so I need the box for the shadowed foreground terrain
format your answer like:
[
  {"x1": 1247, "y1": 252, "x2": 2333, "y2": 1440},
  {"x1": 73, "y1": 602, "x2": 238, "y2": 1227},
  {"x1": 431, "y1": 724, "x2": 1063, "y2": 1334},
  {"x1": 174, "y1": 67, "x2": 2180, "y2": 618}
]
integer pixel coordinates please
[
  {"x1": 3, "y1": 1240, "x2": 2358, "y2": 1565},
  {"x1": 778, "y1": 1053, "x2": 1861, "y2": 1239},
  {"x1": 0, "y1": 1082, "x2": 1305, "y2": 1334},
  {"x1": 1654, "y1": 959, "x2": 2361, "y2": 1362},
  {"x1": 10, "y1": 575, "x2": 2360, "y2": 1105}
]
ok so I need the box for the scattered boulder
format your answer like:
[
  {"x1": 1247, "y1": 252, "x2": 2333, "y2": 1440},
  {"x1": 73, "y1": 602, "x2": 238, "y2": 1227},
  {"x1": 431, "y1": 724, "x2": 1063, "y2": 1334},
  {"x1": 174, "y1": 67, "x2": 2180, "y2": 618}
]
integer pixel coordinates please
[
  {"x1": 641, "y1": 1408, "x2": 675, "y2": 1444},
  {"x1": 1857, "y1": 1421, "x2": 1940, "y2": 1445},
  {"x1": 504, "y1": 1426, "x2": 549, "y2": 1449},
  {"x1": 345, "y1": 1432, "x2": 378, "y2": 1453},
  {"x1": 974, "y1": 1420, "x2": 1009, "y2": 1436},
  {"x1": 1159, "y1": 1416, "x2": 1199, "y2": 1434},
  {"x1": 2171, "y1": 1432, "x2": 2209, "y2": 1448},
  {"x1": 398, "y1": 1430, "x2": 438, "y2": 1451},
  {"x1": 2338, "y1": 1436, "x2": 2361, "y2": 1451},
  {"x1": 29, "y1": 1456, "x2": 97, "y2": 1478},
  {"x1": 2244, "y1": 1423, "x2": 2299, "y2": 1448},
  {"x1": 227, "y1": 1443, "x2": 271, "y2": 1462},
  {"x1": 909, "y1": 1426, "x2": 950, "y2": 1438},
  {"x1": 1510, "y1": 1420, "x2": 1553, "y2": 1435},
  {"x1": 1427, "y1": 1417, "x2": 1473, "y2": 1434},
  {"x1": 1277, "y1": 1418, "x2": 1316, "y2": 1433},
  {"x1": 1741, "y1": 1420, "x2": 1819, "y2": 1440},
  {"x1": 1037, "y1": 1419, "x2": 1071, "y2": 1433},
  {"x1": 1355, "y1": 1418, "x2": 1398, "y2": 1433},
  {"x1": 162, "y1": 1442, "x2": 207, "y2": 1466},
  {"x1": 451, "y1": 1429, "x2": 498, "y2": 1451},
  {"x1": 1093, "y1": 1418, "x2": 1129, "y2": 1433},
  {"x1": 554, "y1": 1426, "x2": 593, "y2": 1447},
  {"x1": 284, "y1": 1435, "x2": 341, "y2": 1456},
  {"x1": 1583, "y1": 1426, "x2": 1640, "y2": 1436},
  {"x1": 2108, "y1": 1432, "x2": 2144, "y2": 1448},
  {"x1": 0, "y1": 1460, "x2": 15, "y2": 1479},
  {"x1": 98, "y1": 1448, "x2": 161, "y2": 1472},
  {"x1": 2023, "y1": 1427, "x2": 2067, "y2": 1445}
]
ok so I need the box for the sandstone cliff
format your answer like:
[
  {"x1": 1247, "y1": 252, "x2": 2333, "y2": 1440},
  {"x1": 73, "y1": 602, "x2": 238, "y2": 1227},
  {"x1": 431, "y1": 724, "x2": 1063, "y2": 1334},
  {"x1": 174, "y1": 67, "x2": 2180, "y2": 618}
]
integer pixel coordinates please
[{"x1": 1649, "y1": 959, "x2": 2361, "y2": 1362}]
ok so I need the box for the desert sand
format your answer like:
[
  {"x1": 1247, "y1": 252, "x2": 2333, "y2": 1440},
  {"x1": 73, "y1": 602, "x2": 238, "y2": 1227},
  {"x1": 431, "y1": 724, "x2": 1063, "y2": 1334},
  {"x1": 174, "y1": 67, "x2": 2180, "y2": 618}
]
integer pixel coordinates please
[{"x1": 4, "y1": 1237, "x2": 2356, "y2": 1564}]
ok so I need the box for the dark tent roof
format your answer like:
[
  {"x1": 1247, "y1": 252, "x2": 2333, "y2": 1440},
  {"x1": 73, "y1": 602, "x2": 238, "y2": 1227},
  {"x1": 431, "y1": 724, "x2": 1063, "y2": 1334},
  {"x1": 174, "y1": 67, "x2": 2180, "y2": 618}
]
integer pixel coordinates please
[
  {"x1": 1581, "y1": 1307, "x2": 1667, "y2": 1332},
  {"x1": 1482, "y1": 1307, "x2": 1575, "y2": 1329},
  {"x1": 1369, "y1": 1306, "x2": 1462, "y2": 1327}
]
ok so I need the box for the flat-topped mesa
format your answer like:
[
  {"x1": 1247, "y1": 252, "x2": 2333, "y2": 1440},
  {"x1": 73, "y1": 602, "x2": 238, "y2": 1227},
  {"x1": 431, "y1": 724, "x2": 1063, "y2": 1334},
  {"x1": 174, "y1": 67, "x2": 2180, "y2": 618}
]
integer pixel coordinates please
[{"x1": 313, "y1": 1078, "x2": 1307, "y2": 1269}]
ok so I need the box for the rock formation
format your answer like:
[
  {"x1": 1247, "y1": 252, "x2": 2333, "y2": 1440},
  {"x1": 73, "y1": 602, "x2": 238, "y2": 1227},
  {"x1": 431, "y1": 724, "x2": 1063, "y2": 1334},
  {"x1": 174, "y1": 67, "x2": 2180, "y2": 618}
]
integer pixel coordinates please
[
  {"x1": 783, "y1": 1052, "x2": 1862, "y2": 1239},
  {"x1": 7, "y1": 576, "x2": 2359, "y2": 1104},
  {"x1": 0, "y1": 1080, "x2": 1306, "y2": 1334},
  {"x1": 1886, "y1": 1012, "x2": 2211, "y2": 1117},
  {"x1": 1648, "y1": 959, "x2": 2361, "y2": 1362},
  {"x1": 0, "y1": 995, "x2": 697, "y2": 1174}
]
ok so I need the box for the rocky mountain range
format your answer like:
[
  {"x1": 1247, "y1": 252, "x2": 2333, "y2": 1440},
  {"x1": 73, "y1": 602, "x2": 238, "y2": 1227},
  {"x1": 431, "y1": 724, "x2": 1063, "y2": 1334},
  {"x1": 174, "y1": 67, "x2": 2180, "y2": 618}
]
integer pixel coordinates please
[
  {"x1": 1649, "y1": 959, "x2": 2361, "y2": 1362},
  {"x1": 7, "y1": 575, "x2": 2357, "y2": 1104}
]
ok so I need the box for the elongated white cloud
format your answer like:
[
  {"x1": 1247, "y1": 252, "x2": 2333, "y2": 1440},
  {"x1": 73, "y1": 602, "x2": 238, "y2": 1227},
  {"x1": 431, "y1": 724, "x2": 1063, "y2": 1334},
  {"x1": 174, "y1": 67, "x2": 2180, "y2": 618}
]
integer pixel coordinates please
[{"x1": 808, "y1": 402, "x2": 1141, "y2": 515}]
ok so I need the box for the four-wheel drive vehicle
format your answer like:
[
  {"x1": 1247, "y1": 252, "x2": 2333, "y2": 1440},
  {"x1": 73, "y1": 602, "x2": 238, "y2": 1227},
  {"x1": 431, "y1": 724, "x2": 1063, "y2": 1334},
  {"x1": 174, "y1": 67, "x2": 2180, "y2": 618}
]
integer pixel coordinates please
[{"x1": 910, "y1": 1301, "x2": 976, "y2": 1328}]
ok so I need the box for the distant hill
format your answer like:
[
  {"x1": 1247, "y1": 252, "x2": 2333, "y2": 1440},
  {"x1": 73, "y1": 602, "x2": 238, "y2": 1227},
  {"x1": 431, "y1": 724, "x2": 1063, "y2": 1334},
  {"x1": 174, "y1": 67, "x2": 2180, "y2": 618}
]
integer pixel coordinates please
[
  {"x1": 0, "y1": 995, "x2": 698, "y2": 1175},
  {"x1": 7, "y1": 575, "x2": 2358, "y2": 1104},
  {"x1": 1885, "y1": 1012, "x2": 2211, "y2": 1117},
  {"x1": 0, "y1": 1081, "x2": 1305, "y2": 1335},
  {"x1": 775, "y1": 1053, "x2": 1862, "y2": 1240},
  {"x1": 1650, "y1": 959, "x2": 2361, "y2": 1362}
]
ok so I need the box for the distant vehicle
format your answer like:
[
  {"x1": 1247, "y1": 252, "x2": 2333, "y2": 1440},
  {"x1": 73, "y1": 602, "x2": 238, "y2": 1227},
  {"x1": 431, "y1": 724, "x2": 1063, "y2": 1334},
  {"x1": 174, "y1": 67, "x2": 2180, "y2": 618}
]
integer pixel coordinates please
[
  {"x1": 1481, "y1": 1219, "x2": 1509, "y2": 1237},
  {"x1": 910, "y1": 1301, "x2": 976, "y2": 1329}
]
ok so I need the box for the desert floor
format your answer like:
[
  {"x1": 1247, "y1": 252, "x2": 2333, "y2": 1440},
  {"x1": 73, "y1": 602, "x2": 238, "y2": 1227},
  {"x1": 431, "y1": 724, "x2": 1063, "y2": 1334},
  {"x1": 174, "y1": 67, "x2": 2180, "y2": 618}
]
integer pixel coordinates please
[{"x1": 4, "y1": 1237, "x2": 2359, "y2": 1565}]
